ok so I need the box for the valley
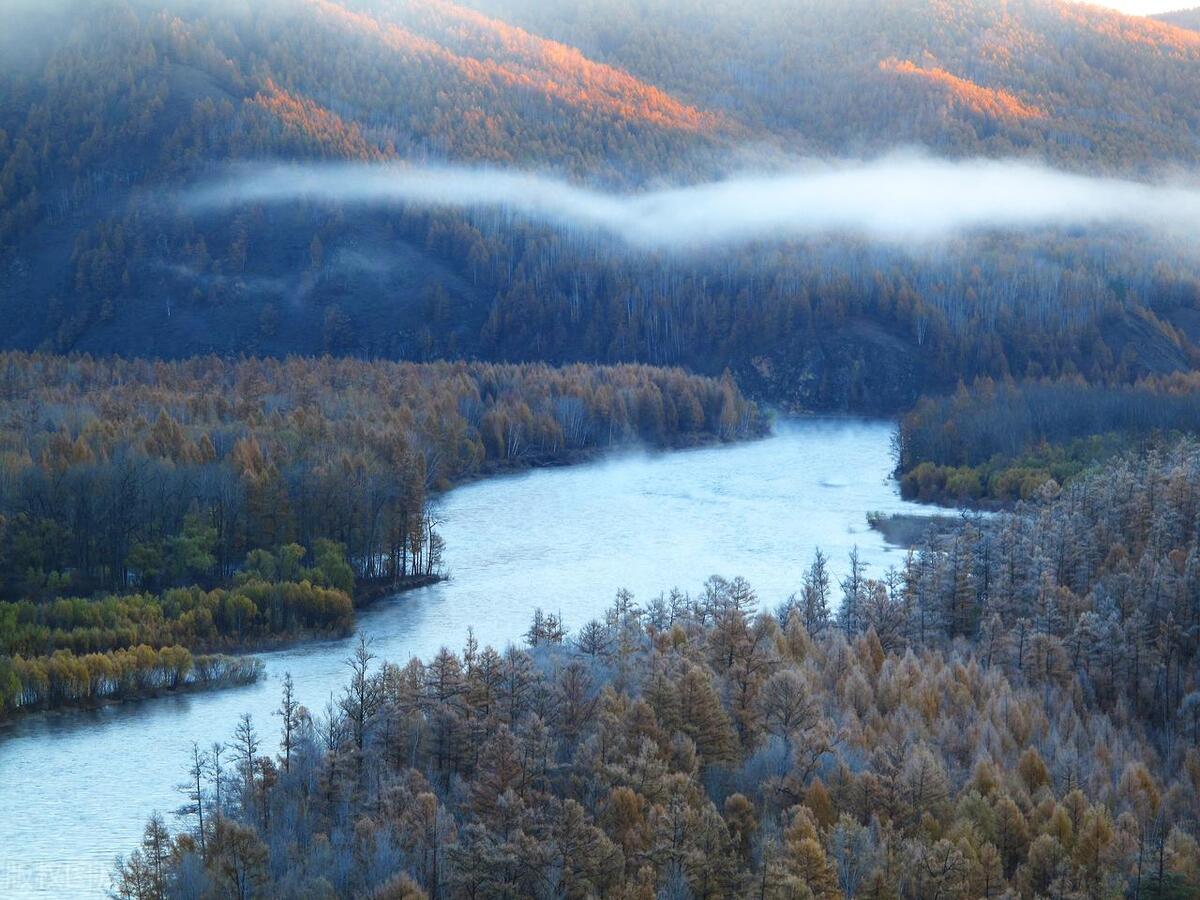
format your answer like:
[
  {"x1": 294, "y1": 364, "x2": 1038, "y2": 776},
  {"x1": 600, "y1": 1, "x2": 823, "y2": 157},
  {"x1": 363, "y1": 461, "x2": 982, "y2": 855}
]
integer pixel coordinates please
[
  {"x1": 2, "y1": 0, "x2": 1200, "y2": 896},
  {"x1": 1, "y1": 417, "x2": 930, "y2": 898}
]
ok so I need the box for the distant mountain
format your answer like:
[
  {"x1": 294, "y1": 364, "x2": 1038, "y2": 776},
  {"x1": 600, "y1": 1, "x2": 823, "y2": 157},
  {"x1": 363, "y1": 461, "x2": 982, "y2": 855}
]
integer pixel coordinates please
[
  {"x1": 467, "y1": 0, "x2": 1200, "y2": 172},
  {"x1": 1154, "y1": 7, "x2": 1200, "y2": 31}
]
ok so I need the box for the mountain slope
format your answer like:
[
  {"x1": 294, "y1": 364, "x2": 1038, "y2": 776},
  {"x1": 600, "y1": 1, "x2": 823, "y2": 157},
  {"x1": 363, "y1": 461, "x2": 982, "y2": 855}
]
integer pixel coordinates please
[
  {"x1": 340, "y1": 0, "x2": 728, "y2": 135},
  {"x1": 0, "y1": 0, "x2": 727, "y2": 188},
  {"x1": 2, "y1": 0, "x2": 1200, "y2": 410},
  {"x1": 1155, "y1": 7, "x2": 1200, "y2": 30},
  {"x1": 0, "y1": 0, "x2": 729, "y2": 357},
  {"x1": 467, "y1": 0, "x2": 1200, "y2": 171}
]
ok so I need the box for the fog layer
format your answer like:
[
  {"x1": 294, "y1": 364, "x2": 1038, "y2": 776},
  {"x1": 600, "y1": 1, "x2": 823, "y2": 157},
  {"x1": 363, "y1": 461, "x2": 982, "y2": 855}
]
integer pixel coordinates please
[{"x1": 188, "y1": 154, "x2": 1200, "y2": 248}]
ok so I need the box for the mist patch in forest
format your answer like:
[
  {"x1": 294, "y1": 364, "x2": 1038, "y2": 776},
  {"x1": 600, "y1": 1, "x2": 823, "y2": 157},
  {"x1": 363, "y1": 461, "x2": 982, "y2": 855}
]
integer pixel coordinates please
[{"x1": 187, "y1": 154, "x2": 1200, "y2": 249}]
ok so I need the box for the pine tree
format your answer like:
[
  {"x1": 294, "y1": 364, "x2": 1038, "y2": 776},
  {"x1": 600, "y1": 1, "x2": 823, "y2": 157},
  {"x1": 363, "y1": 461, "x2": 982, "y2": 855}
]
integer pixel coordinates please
[
  {"x1": 839, "y1": 547, "x2": 867, "y2": 635},
  {"x1": 802, "y1": 549, "x2": 832, "y2": 635},
  {"x1": 276, "y1": 672, "x2": 299, "y2": 773}
]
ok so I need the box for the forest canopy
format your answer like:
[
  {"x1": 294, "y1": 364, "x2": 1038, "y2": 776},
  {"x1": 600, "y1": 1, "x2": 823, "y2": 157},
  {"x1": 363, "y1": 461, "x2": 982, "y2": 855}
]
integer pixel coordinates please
[{"x1": 112, "y1": 442, "x2": 1200, "y2": 898}]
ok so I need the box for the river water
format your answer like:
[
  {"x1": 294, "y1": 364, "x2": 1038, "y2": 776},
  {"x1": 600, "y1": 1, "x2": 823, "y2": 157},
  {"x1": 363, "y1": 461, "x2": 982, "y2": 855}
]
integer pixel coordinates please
[{"x1": 0, "y1": 418, "x2": 939, "y2": 897}]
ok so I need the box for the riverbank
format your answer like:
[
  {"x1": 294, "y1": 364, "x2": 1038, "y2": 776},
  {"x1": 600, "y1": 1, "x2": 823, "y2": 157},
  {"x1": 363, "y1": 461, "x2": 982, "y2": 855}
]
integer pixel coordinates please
[
  {"x1": 0, "y1": 654, "x2": 263, "y2": 726},
  {"x1": 0, "y1": 572, "x2": 450, "y2": 724},
  {"x1": 446, "y1": 425, "x2": 773, "y2": 491},
  {"x1": 866, "y1": 511, "x2": 963, "y2": 547},
  {"x1": 354, "y1": 572, "x2": 447, "y2": 606}
]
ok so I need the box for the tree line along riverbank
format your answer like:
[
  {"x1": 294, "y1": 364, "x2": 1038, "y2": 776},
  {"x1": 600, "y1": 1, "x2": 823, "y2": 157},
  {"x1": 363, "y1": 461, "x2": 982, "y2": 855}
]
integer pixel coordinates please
[{"x1": 0, "y1": 354, "x2": 764, "y2": 718}]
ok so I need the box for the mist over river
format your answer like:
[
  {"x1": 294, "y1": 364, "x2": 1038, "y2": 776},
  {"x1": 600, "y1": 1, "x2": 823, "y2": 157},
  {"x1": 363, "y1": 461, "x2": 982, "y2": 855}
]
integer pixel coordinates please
[{"x1": 0, "y1": 418, "x2": 944, "y2": 897}]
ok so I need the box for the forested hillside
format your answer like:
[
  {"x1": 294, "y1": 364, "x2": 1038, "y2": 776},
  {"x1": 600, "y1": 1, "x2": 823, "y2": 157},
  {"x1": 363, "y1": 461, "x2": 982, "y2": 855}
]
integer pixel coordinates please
[
  {"x1": 468, "y1": 0, "x2": 1200, "y2": 171},
  {"x1": 3, "y1": 0, "x2": 1200, "y2": 410},
  {"x1": 1156, "y1": 8, "x2": 1200, "y2": 31},
  {"x1": 0, "y1": 0, "x2": 727, "y2": 363},
  {"x1": 112, "y1": 445, "x2": 1200, "y2": 898},
  {"x1": 896, "y1": 373, "x2": 1200, "y2": 503}
]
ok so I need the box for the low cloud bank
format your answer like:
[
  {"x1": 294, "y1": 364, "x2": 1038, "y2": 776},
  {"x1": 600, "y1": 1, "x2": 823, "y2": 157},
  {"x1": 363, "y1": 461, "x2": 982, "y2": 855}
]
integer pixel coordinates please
[{"x1": 187, "y1": 155, "x2": 1200, "y2": 248}]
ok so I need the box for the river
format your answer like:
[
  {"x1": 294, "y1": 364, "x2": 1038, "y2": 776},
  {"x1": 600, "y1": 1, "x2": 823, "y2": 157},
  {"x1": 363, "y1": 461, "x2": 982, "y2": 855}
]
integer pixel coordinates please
[{"x1": 0, "y1": 418, "x2": 941, "y2": 897}]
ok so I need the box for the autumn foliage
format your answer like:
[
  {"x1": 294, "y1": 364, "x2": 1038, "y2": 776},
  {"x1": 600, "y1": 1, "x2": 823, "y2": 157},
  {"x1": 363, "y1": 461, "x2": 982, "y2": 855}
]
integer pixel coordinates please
[
  {"x1": 878, "y1": 58, "x2": 1045, "y2": 121},
  {"x1": 308, "y1": 0, "x2": 726, "y2": 137}
]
